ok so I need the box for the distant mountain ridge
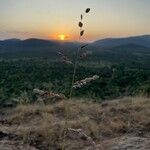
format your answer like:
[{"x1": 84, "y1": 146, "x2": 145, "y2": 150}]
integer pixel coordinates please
[
  {"x1": 1, "y1": 35, "x2": 150, "y2": 48},
  {"x1": 0, "y1": 38, "x2": 58, "y2": 47},
  {"x1": 0, "y1": 35, "x2": 150, "y2": 68},
  {"x1": 92, "y1": 35, "x2": 150, "y2": 47},
  {"x1": 0, "y1": 38, "x2": 81, "y2": 48}
]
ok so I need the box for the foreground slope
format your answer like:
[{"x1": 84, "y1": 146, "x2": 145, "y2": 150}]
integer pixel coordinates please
[{"x1": 0, "y1": 97, "x2": 150, "y2": 150}]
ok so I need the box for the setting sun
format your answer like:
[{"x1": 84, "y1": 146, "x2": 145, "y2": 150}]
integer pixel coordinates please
[{"x1": 59, "y1": 34, "x2": 65, "y2": 40}]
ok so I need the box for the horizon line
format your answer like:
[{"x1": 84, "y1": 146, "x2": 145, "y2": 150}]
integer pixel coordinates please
[{"x1": 0, "y1": 34, "x2": 150, "y2": 42}]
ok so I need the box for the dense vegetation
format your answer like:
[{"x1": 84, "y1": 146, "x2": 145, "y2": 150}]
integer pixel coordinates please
[
  {"x1": 0, "y1": 57, "x2": 149, "y2": 106},
  {"x1": 0, "y1": 36, "x2": 150, "y2": 105}
]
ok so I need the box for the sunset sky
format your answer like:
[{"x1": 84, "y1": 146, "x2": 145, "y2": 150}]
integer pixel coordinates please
[{"x1": 0, "y1": 0, "x2": 150, "y2": 41}]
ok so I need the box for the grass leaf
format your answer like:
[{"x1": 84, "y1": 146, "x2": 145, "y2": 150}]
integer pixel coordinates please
[
  {"x1": 81, "y1": 44, "x2": 88, "y2": 49},
  {"x1": 78, "y1": 22, "x2": 83, "y2": 27},
  {"x1": 80, "y1": 30, "x2": 84, "y2": 36},
  {"x1": 85, "y1": 8, "x2": 90, "y2": 13},
  {"x1": 81, "y1": 14, "x2": 83, "y2": 20}
]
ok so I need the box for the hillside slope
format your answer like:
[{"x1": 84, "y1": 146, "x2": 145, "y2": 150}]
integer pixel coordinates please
[
  {"x1": 0, "y1": 97, "x2": 150, "y2": 150},
  {"x1": 0, "y1": 35, "x2": 150, "y2": 68}
]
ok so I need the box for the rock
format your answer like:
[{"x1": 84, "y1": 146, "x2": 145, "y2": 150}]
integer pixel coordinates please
[
  {"x1": 0, "y1": 131, "x2": 8, "y2": 140},
  {"x1": 101, "y1": 134, "x2": 150, "y2": 150},
  {"x1": 66, "y1": 128, "x2": 99, "y2": 150},
  {"x1": 0, "y1": 131, "x2": 17, "y2": 140},
  {"x1": 0, "y1": 140, "x2": 39, "y2": 150}
]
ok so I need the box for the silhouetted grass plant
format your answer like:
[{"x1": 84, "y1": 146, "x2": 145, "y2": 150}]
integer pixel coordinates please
[
  {"x1": 61, "y1": 8, "x2": 100, "y2": 150},
  {"x1": 69, "y1": 8, "x2": 92, "y2": 99},
  {"x1": 58, "y1": 8, "x2": 99, "y2": 99}
]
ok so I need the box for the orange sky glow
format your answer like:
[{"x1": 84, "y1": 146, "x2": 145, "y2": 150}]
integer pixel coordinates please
[{"x1": 0, "y1": 0, "x2": 150, "y2": 41}]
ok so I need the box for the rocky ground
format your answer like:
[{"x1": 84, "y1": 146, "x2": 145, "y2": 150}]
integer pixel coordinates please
[
  {"x1": 0, "y1": 97, "x2": 150, "y2": 150},
  {"x1": 101, "y1": 134, "x2": 150, "y2": 150}
]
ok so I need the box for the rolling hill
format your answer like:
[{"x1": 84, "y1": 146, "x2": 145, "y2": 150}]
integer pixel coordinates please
[
  {"x1": 92, "y1": 35, "x2": 150, "y2": 47},
  {"x1": 0, "y1": 35, "x2": 150, "y2": 68}
]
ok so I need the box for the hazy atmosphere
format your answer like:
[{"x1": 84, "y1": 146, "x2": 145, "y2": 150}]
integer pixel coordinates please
[{"x1": 0, "y1": 0, "x2": 150, "y2": 41}]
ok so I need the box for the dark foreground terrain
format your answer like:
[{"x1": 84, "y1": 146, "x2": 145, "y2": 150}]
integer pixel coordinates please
[{"x1": 0, "y1": 97, "x2": 150, "y2": 150}]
